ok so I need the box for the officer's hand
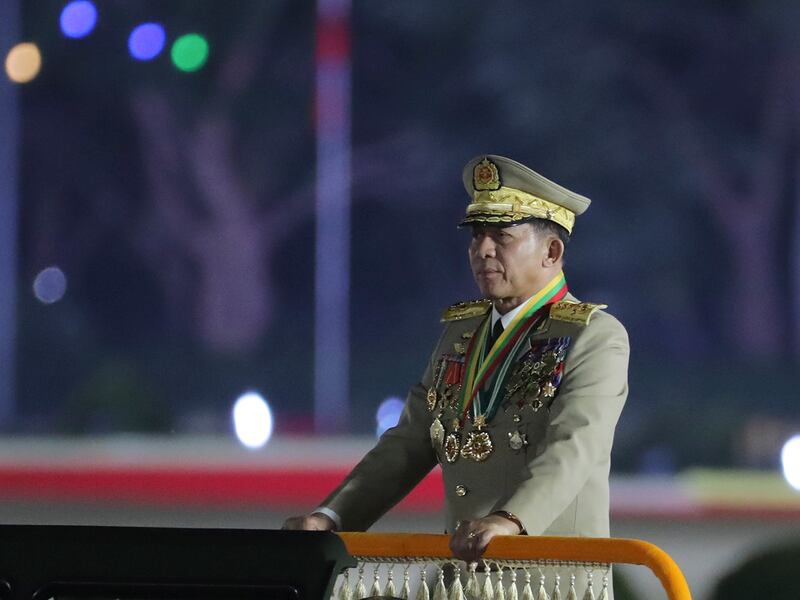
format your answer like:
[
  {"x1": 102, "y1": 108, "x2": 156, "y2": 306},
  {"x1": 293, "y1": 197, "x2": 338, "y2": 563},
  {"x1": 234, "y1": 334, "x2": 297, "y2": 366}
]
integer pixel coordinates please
[
  {"x1": 282, "y1": 512, "x2": 337, "y2": 531},
  {"x1": 449, "y1": 514, "x2": 522, "y2": 563}
]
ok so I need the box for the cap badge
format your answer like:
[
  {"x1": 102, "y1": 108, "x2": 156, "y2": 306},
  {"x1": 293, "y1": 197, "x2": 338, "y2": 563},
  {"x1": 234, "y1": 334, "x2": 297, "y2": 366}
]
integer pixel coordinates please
[{"x1": 473, "y1": 158, "x2": 501, "y2": 191}]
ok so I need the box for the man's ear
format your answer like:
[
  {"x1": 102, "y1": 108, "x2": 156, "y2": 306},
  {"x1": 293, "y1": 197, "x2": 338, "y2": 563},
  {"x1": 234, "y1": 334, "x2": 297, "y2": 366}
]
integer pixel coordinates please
[{"x1": 543, "y1": 237, "x2": 564, "y2": 267}]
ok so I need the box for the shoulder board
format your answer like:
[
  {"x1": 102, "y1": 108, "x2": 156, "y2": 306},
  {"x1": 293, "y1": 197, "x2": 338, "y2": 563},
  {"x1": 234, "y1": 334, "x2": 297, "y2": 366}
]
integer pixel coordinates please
[
  {"x1": 441, "y1": 299, "x2": 492, "y2": 322},
  {"x1": 549, "y1": 300, "x2": 608, "y2": 326}
]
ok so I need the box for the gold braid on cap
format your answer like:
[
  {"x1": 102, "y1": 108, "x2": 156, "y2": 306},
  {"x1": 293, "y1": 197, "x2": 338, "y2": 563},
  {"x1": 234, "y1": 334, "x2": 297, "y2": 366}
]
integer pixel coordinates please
[{"x1": 463, "y1": 186, "x2": 576, "y2": 233}]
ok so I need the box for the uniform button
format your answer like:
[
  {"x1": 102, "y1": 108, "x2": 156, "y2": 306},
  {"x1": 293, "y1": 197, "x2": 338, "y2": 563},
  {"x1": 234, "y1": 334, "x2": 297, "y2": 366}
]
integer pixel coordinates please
[{"x1": 455, "y1": 485, "x2": 468, "y2": 497}]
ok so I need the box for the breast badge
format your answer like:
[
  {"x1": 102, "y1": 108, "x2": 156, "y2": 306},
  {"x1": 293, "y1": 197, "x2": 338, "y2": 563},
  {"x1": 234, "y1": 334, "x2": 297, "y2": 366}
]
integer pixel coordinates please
[
  {"x1": 444, "y1": 431, "x2": 461, "y2": 463},
  {"x1": 461, "y1": 430, "x2": 493, "y2": 462},
  {"x1": 426, "y1": 388, "x2": 438, "y2": 412},
  {"x1": 508, "y1": 429, "x2": 528, "y2": 452},
  {"x1": 504, "y1": 337, "x2": 571, "y2": 412},
  {"x1": 429, "y1": 415, "x2": 445, "y2": 450}
]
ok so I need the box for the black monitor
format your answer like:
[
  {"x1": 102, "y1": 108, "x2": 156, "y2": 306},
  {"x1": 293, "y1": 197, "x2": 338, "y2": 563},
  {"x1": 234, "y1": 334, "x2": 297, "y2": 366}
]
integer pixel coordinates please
[{"x1": 0, "y1": 525, "x2": 355, "y2": 600}]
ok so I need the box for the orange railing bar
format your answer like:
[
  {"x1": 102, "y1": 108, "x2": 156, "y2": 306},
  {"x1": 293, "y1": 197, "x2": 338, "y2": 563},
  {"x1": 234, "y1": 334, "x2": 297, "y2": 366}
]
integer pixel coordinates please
[{"x1": 338, "y1": 533, "x2": 691, "y2": 600}]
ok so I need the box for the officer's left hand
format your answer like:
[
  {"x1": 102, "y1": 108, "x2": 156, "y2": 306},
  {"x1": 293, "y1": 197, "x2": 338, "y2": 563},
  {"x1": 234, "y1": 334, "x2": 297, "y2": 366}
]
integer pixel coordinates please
[{"x1": 449, "y1": 514, "x2": 522, "y2": 563}]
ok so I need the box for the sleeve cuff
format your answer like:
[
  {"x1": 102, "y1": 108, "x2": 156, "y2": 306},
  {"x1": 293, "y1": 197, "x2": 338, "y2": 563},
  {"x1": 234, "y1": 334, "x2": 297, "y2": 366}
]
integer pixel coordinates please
[
  {"x1": 491, "y1": 510, "x2": 527, "y2": 534},
  {"x1": 313, "y1": 507, "x2": 342, "y2": 530}
]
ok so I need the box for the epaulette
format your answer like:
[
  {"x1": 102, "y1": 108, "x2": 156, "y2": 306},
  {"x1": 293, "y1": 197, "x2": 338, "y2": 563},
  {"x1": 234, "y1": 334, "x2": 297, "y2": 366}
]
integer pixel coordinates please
[
  {"x1": 441, "y1": 299, "x2": 492, "y2": 322},
  {"x1": 549, "y1": 300, "x2": 608, "y2": 326}
]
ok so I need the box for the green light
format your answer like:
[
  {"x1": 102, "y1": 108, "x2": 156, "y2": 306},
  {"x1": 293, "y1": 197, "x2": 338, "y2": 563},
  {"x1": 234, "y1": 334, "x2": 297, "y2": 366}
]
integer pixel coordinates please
[{"x1": 171, "y1": 33, "x2": 209, "y2": 72}]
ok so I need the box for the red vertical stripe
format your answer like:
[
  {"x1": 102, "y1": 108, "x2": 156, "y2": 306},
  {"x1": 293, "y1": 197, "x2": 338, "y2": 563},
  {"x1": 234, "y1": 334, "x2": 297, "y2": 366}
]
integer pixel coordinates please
[{"x1": 316, "y1": 19, "x2": 350, "y2": 63}]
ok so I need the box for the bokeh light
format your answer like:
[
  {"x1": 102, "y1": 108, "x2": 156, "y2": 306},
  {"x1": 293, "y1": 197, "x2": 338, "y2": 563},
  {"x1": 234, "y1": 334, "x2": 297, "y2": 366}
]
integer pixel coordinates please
[
  {"x1": 232, "y1": 391, "x2": 273, "y2": 449},
  {"x1": 375, "y1": 396, "x2": 404, "y2": 437},
  {"x1": 170, "y1": 33, "x2": 209, "y2": 72},
  {"x1": 128, "y1": 23, "x2": 166, "y2": 61},
  {"x1": 5, "y1": 43, "x2": 42, "y2": 84},
  {"x1": 33, "y1": 266, "x2": 67, "y2": 304},
  {"x1": 59, "y1": 1, "x2": 98, "y2": 39},
  {"x1": 781, "y1": 434, "x2": 800, "y2": 491}
]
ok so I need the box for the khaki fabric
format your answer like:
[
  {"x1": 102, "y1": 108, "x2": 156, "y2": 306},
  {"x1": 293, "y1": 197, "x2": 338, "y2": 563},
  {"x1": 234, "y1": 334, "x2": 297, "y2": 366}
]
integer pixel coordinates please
[{"x1": 322, "y1": 294, "x2": 629, "y2": 540}]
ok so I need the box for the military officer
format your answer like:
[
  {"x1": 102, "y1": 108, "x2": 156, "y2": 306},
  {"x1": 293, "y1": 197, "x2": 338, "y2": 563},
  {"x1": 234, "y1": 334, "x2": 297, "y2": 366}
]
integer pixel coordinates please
[{"x1": 284, "y1": 155, "x2": 629, "y2": 569}]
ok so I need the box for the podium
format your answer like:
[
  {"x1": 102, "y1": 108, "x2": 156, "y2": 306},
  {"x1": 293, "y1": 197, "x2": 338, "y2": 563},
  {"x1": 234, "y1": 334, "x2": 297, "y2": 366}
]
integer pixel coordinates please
[{"x1": 0, "y1": 525, "x2": 355, "y2": 600}]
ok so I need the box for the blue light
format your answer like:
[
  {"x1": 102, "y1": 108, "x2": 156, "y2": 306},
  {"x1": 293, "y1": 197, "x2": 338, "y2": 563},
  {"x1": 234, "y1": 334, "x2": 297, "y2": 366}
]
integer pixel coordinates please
[
  {"x1": 33, "y1": 266, "x2": 68, "y2": 304},
  {"x1": 60, "y1": 1, "x2": 97, "y2": 39},
  {"x1": 375, "y1": 396, "x2": 404, "y2": 437},
  {"x1": 128, "y1": 23, "x2": 166, "y2": 61}
]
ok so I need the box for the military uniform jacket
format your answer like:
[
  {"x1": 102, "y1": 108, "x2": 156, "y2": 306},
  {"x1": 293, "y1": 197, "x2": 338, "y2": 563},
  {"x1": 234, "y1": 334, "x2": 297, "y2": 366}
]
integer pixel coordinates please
[{"x1": 322, "y1": 293, "x2": 629, "y2": 537}]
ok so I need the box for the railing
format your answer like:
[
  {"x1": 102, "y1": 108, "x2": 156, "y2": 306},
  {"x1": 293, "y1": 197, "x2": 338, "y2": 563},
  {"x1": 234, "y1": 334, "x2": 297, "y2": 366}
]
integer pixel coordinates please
[{"x1": 337, "y1": 533, "x2": 691, "y2": 600}]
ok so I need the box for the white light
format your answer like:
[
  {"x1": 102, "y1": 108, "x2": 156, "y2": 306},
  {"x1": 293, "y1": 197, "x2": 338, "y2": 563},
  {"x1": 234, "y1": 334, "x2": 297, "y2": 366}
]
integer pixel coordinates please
[
  {"x1": 33, "y1": 266, "x2": 67, "y2": 304},
  {"x1": 233, "y1": 391, "x2": 273, "y2": 449},
  {"x1": 375, "y1": 396, "x2": 404, "y2": 437},
  {"x1": 781, "y1": 435, "x2": 800, "y2": 491}
]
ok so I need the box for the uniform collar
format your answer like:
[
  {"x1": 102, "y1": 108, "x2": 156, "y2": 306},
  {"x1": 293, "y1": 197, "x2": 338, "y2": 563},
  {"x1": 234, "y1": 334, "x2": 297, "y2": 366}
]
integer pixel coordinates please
[
  {"x1": 497, "y1": 291, "x2": 580, "y2": 354},
  {"x1": 490, "y1": 297, "x2": 531, "y2": 330}
]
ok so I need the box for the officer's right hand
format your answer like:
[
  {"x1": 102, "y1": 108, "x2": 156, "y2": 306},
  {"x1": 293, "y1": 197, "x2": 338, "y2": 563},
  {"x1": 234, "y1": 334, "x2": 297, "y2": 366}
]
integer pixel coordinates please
[{"x1": 282, "y1": 513, "x2": 337, "y2": 531}]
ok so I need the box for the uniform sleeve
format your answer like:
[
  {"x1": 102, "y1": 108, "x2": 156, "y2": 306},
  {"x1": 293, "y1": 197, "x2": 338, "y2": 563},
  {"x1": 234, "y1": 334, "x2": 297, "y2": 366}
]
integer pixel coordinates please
[
  {"x1": 495, "y1": 313, "x2": 629, "y2": 534},
  {"x1": 319, "y1": 332, "x2": 444, "y2": 531}
]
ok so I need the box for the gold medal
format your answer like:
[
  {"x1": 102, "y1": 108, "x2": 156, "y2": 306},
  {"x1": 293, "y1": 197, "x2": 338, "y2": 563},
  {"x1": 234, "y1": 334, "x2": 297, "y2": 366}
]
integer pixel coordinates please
[
  {"x1": 444, "y1": 433, "x2": 461, "y2": 463},
  {"x1": 426, "y1": 388, "x2": 438, "y2": 412},
  {"x1": 541, "y1": 351, "x2": 558, "y2": 371},
  {"x1": 525, "y1": 381, "x2": 541, "y2": 399},
  {"x1": 427, "y1": 355, "x2": 450, "y2": 412},
  {"x1": 429, "y1": 416, "x2": 445, "y2": 449},
  {"x1": 461, "y1": 430, "x2": 493, "y2": 462}
]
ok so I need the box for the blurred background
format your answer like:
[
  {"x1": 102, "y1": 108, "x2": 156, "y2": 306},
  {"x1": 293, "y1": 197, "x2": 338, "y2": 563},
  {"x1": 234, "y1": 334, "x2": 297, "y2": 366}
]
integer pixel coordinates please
[{"x1": 2, "y1": 1, "x2": 800, "y2": 599}]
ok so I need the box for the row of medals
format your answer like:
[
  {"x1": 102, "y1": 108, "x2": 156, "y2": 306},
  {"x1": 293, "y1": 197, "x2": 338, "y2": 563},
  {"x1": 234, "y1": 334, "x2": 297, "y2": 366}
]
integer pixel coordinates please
[
  {"x1": 427, "y1": 338, "x2": 565, "y2": 464},
  {"x1": 428, "y1": 385, "x2": 493, "y2": 463}
]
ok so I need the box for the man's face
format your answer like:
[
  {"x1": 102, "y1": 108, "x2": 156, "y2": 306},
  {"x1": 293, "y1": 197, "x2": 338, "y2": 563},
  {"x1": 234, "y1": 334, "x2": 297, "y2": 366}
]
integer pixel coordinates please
[{"x1": 468, "y1": 223, "x2": 552, "y2": 304}]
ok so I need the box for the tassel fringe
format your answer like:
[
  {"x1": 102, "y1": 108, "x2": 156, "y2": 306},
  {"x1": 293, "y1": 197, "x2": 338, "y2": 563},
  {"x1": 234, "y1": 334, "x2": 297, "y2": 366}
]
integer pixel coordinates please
[
  {"x1": 535, "y1": 574, "x2": 548, "y2": 600},
  {"x1": 433, "y1": 567, "x2": 448, "y2": 600},
  {"x1": 450, "y1": 566, "x2": 465, "y2": 600},
  {"x1": 337, "y1": 562, "x2": 611, "y2": 600},
  {"x1": 338, "y1": 570, "x2": 352, "y2": 600},
  {"x1": 521, "y1": 570, "x2": 535, "y2": 600},
  {"x1": 416, "y1": 569, "x2": 430, "y2": 600},
  {"x1": 550, "y1": 575, "x2": 561, "y2": 600},
  {"x1": 369, "y1": 565, "x2": 381, "y2": 598},
  {"x1": 580, "y1": 573, "x2": 594, "y2": 600},
  {"x1": 385, "y1": 569, "x2": 396, "y2": 598},
  {"x1": 493, "y1": 567, "x2": 505, "y2": 600},
  {"x1": 506, "y1": 570, "x2": 518, "y2": 600},
  {"x1": 597, "y1": 575, "x2": 609, "y2": 600},
  {"x1": 355, "y1": 566, "x2": 367, "y2": 600},
  {"x1": 465, "y1": 563, "x2": 480, "y2": 600},
  {"x1": 565, "y1": 575, "x2": 577, "y2": 600},
  {"x1": 401, "y1": 566, "x2": 411, "y2": 600},
  {"x1": 481, "y1": 565, "x2": 494, "y2": 600}
]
